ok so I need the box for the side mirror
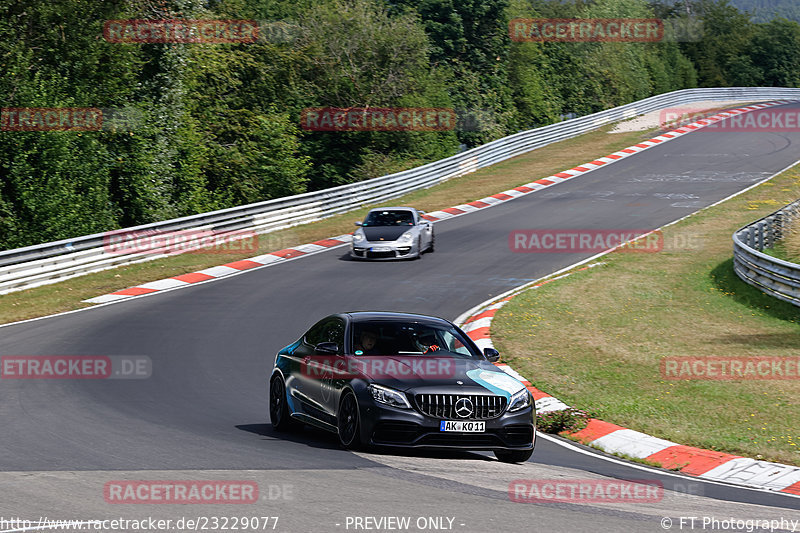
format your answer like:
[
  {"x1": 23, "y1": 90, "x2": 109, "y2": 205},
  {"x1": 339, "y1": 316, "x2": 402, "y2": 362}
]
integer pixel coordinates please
[
  {"x1": 316, "y1": 342, "x2": 339, "y2": 355},
  {"x1": 484, "y1": 347, "x2": 500, "y2": 362},
  {"x1": 354, "y1": 221, "x2": 362, "y2": 226}
]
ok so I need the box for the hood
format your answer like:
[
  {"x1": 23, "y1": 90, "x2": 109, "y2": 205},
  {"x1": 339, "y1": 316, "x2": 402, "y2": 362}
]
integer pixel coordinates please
[
  {"x1": 351, "y1": 356, "x2": 524, "y2": 398},
  {"x1": 362, "y1": 226, "x2": 409, "y2": 242}
]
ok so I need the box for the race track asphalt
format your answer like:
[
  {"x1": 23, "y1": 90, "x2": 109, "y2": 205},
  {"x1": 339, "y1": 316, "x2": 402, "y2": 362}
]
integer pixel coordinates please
[{"x1": 1, "y1": 103, "x2": 799, "y2": 531}]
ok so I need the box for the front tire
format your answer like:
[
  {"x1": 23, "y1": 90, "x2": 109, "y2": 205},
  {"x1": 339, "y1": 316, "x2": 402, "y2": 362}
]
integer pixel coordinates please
[
  {"x1": 494, "y1": 449, "x2": 533, "y2": 463},
  {"x1": 269, "y1": 374, "x2": 293, "y2": 431},
  {"x1": 338, "y1": 391, "x2": 362, "y2": 449},
  {"x1": 415, "y1": 237, "x2": 424, "y2": 259}
]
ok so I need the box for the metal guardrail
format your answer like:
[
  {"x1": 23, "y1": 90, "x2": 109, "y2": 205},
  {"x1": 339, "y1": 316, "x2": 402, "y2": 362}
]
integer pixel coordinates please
[
  {"x1": 733, "y1": 199, "x2": 800, "y2": 307},
  {"x1": 3, "y1": 87, "x2": 800, "y2": 295}
]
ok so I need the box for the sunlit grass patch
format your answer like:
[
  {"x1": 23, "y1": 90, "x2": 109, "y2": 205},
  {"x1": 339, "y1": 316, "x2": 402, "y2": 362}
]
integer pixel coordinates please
[{"x1": 494, "y1": 167, "x2": 800, "y2": 465}]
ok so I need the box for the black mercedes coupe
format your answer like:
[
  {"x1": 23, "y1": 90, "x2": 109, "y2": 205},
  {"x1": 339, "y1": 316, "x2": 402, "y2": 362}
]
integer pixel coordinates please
[{"x1": 268, "y1": 312, "x2": 535, "y2": 463}]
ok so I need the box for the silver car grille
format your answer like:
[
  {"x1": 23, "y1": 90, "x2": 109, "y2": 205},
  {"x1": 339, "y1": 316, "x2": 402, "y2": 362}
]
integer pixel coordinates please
[{"x1": 415, "y1": 394, "x2": 506, "y2": 420}]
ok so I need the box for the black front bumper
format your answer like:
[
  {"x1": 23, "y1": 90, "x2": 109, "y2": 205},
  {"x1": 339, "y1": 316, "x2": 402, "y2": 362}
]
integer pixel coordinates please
[{"x1": 358, "y1": 397, "x2": 535, "y2": 451}]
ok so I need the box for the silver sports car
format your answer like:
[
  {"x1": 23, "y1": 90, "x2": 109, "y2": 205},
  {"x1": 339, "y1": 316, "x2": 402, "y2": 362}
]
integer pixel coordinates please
[{"x1": 350, "y1": 207, "x2": 434, "y2": 260}]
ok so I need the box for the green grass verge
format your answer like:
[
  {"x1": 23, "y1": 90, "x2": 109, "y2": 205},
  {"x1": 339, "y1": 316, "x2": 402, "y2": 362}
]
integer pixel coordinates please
[
  {"x1": 492, "y1": 168, "x2": 800, "y2": 466},
  {"x1": 764, "y1": 232, "x2": 800, "y2": 264}
]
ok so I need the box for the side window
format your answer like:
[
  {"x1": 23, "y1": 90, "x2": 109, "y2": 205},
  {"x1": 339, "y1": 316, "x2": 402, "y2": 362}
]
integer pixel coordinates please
[
  {"x1": 305, "y1": 318, "x2": 344, "y2": 353},
  {"x1": 322, "y1": 319, "x2": 345, "y2": 353},
  {"x1": 304, "y1": 319, "x2": 328, "y2": 346}
]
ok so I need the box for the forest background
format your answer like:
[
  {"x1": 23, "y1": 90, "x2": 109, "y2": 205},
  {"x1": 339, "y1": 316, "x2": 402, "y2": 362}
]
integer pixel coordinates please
[{"x1": 1, "y1": 0, "x2": 798, "y2": 249}]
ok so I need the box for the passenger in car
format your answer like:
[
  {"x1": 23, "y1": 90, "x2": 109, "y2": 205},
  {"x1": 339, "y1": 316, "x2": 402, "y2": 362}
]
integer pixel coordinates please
[{"x1": 354, "y1": 329, "x2": 380, "y2": 355}]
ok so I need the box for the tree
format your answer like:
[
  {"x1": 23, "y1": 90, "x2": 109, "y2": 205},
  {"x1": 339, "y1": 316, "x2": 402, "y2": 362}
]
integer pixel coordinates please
[
  {"x1": 295, "y1": 0, "x2": 459, "y2": 189},
  {"x1": 678, "y1": 0, "x2": 756, "y2": 86},
  {"x1": 393, "y1": 0, "x2": 516, "y2": 145},
  {"x1": 748, "y1": 18, "x2": 800, "y2": 86}
]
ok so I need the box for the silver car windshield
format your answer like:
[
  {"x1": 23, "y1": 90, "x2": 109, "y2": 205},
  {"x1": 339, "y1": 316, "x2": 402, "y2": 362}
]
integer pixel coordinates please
[
  {"x1": 362, "y1": 210, "x2": 414, "y2": 227},
  {"x1": 351, "y1": 321, "x2": 479, "y2": 359}
]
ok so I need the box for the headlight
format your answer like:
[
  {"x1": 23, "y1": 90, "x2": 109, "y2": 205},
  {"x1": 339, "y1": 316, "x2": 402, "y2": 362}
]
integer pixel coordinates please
[
  {"x1": 352, "y1": 231, "x2": 366, "y2": 244},
  {"x1": 507, "y1": 388, "x2": 532, "y2": 412},
  {"x1": 397, "y1": 231, "x2": 414, "y2": 244},
  {"x1": 368, "y1": 384, "x2": 411, "y2": 409}
]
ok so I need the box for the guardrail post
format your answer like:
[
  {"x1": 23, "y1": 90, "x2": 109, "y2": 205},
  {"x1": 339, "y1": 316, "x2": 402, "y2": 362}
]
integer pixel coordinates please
[
  {"x1": 759, "y1": 223, "x2": 765, "y2": 251},
  {"x1": 765, "y1": 218, "x2": 774, "y2": 248}
]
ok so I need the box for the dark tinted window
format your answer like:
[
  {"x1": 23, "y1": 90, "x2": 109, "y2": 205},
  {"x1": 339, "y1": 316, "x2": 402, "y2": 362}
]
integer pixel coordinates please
[
  {"x1": 351, "y1": 320, "x2": 479, "y2": 358},
  {"x1": 305, "y1": 318, "x2": 345, "y2": 353},
  {"x1": 362, "y1": 210, "x2": 414, "y2": 227}
]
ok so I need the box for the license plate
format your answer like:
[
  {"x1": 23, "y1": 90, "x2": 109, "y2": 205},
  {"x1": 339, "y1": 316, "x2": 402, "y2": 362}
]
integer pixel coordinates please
[
  {"x1": 440, "y1": 421, "x2": 485, "y2": 432},
  {"x1": 370, "y1": 246, "x2": 391, "y2": 252}
]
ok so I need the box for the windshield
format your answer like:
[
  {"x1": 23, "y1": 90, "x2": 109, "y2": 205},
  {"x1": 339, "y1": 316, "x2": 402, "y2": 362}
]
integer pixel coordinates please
[
  {"x1": 362, "y1": 210, "x2": 414, "y2": 227},
  {"x1": 351, "y1": 320, "x2": 480, "y2": 359}
]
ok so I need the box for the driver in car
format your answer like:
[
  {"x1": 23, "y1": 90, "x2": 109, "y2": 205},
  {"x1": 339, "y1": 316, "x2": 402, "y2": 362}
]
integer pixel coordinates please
[{"x1": 417, "y1": 333, "x2": 441, "y2": 354}]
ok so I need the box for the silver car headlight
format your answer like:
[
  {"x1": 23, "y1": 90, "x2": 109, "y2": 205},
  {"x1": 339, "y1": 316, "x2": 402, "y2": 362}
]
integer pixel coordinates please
[
  {"x1": 368, "y1": 384, "x2": 411, "y2": 409},
  {"x1": 352, "y1": 231, "x2": 366, "y2": 244},
  {"x1": 397, "y1": 230, "x2": 414, "y2": 244},
  {"x1": 507, "y1": 388, "x2": 532, "y2": 412}
]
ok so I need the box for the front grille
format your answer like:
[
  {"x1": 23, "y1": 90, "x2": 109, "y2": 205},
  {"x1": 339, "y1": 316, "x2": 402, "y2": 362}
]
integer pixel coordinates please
[
  {"x1": 415, "y1": 394, "x2": 506, "y2": 420},
  {"x1": 367, "y1": 250, "x2": 395, "y2": 259}
]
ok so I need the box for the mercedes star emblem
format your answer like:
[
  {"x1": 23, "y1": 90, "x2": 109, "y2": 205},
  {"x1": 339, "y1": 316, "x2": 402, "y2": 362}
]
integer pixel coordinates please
[{"x1": 454, "y1": 397, "x2": 474, "y2": 418}]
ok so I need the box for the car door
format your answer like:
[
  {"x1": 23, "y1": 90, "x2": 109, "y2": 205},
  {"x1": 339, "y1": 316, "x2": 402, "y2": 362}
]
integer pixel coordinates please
[
  {"x1": 288, "y1": 317, "x2": 339, "y2": 419},
  {"x1": 305, "y1": 317, "x2": 346, "y2": 421}
]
